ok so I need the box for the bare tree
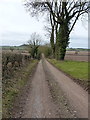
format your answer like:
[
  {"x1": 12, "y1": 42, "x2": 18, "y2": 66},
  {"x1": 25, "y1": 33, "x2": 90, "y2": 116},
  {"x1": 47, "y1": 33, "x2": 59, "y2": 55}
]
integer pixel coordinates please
[
  {"x1": 28, "y1": 32, "x2": 41, "y2": 58},
  {"x1": 25, "y1": 0, "x2": 89, "y2": 60}
]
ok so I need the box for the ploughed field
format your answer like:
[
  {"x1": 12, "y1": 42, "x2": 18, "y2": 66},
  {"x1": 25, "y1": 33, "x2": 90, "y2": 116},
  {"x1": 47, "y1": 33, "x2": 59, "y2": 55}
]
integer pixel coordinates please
[
  {"x1": 65, "y1": 51, "x2": 89, "y2": 62},
  {"x1": 2, "y1": 49, "x2": 89, "y2": 61}
]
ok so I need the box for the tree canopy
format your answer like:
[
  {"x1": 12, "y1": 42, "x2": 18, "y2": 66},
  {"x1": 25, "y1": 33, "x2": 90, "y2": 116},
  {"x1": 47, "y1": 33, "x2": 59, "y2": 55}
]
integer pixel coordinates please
[{"x1": 24, "y1": 0, "x2": 89, "y2": 60}]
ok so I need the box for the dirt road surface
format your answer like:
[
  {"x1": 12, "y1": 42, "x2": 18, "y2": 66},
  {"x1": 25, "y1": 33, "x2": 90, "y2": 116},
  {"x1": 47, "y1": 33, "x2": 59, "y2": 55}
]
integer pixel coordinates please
[
  {"x1": 22, "y1": 60, "x2": 59, "y2": 118},
  {"x1": 12, "y1": 57, "x2": 88, "y2": 118}
]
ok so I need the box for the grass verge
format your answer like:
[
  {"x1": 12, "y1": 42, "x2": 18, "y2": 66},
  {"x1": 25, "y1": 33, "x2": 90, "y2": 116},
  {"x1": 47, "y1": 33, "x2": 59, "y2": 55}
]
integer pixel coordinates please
[
  {"x1": 48, "y1": 59, "x2": 88, "y2": 90},
  {"x1": 2, "y1": 60, "x2": 38, "y2": 118}
]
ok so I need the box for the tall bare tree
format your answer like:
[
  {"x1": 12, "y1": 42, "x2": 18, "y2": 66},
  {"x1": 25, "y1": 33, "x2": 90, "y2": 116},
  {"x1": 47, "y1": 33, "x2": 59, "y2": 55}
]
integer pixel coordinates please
[{"x1": 25, "y1": 0, "x2": 89, "y2": 60}]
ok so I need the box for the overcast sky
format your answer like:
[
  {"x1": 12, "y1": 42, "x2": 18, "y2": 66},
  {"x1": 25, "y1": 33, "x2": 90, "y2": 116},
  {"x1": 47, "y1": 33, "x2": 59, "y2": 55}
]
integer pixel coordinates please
[{"x1": 0, "y1": 0, "x2": 88, "y2": 48}]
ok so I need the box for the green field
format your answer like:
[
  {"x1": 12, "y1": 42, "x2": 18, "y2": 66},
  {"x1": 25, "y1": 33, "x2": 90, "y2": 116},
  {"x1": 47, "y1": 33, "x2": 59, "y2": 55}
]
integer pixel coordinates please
[{"x1": 48, "y1": 59, "x2": 88, "y2": 81}]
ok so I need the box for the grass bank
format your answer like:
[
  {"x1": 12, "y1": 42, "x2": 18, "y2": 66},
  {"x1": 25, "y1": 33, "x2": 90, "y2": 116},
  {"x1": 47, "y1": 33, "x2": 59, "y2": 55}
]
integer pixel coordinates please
[
  {"x1": 3, "y1": 60, "x2": 38, "y2": 118},
  {"x1": 48, "y1": 59, "x2": 88, "y2": 89}
]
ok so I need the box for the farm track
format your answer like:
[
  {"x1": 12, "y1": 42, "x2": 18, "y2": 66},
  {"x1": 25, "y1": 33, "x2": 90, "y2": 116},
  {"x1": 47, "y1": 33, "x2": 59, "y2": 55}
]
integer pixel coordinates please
[{"x1": 12, "y1": 56, "x2": 88, "y2": 118}]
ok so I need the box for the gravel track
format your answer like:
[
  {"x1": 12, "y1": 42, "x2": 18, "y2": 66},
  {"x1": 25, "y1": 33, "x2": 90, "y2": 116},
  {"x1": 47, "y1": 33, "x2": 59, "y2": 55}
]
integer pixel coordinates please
[{"x1": 12, "y1": 56, "x2": 88, "y2": 118}]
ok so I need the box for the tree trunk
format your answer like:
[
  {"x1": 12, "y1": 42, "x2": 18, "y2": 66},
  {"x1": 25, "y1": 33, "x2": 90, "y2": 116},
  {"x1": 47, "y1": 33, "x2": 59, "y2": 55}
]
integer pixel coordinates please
[
  {"x1": 50, "y1": 25, "x2": 55, "y2": 58},
  {"x1": 56, "y1": 21, "x2": 69, "y2": 60},
  {"x1": 55, "y1": 23, "x2": 59, "y2": 60}
]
